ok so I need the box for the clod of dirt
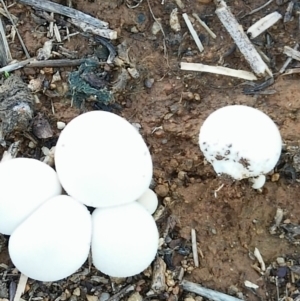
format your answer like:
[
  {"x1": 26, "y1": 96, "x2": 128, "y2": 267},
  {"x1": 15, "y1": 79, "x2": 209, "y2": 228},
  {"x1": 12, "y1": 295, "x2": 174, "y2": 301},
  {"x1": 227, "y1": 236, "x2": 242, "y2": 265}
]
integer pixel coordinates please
[{"x1": 0, "y1": 75, "x2": 34, "y2": 146}]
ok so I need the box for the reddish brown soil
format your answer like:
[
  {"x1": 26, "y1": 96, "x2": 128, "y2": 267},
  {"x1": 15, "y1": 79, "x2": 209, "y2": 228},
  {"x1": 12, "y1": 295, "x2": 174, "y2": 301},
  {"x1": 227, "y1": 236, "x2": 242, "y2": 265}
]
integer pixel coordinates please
[{"x1": 1, "y1": 0, "x2": 300, "y2": 300}]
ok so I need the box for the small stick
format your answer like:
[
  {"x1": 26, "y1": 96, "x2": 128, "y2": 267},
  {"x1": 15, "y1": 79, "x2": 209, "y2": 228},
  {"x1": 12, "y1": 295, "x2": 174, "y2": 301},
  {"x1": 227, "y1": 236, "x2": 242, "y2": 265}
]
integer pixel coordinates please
[
  {"x1": 181, "y1": 62, "x2": 257, "y2": 80},
  {"x1": 191, "y1": 229, "x2": 199, "y2": 267},
  {"x1": 0, "y1": 0, "x2": 30, "y2": 58},
  {"x1": 280, "y1": 44, "x2": 299, "y2": 73},
  {"x1": 0, "y1": 58, "x2": 35, "y2": 73},
  {"x1": 254, "y1": 247, "x2": 266, "y2": 272},
  {"x1": 182, "y1": 13, "x2": 204, "y2": 52},
  {"x1": 70, "y1": 19, "x2": 117, "y2": 39},
  {"x1": 283, "y1": 45, "x2": 300, "y2": 61},
  {"x1": 17, "y1": 0, "x2": 109, "y2": 29},
  {"x1": 13, "y1": 274, "x2": 28, "y2": 301},
  {"x1": 214, "y1": 0, "x2": 272, "y2": 77},
  {"x1": 0, "y1": 58, "x2": 106, "y2": 73},
  {"x1": 181, "y1": 280, "x2": 243, "y2": 301},
  {"x1": 192, "y1": 13, "x2": 216, "y2": 39}
]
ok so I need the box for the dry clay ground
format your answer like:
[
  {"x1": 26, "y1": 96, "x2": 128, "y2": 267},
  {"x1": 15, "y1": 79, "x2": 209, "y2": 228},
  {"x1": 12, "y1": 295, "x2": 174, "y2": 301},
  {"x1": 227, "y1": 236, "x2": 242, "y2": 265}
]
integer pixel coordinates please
[{"x1": 1, "y1": 0, "x2": 300, "y2": 301}]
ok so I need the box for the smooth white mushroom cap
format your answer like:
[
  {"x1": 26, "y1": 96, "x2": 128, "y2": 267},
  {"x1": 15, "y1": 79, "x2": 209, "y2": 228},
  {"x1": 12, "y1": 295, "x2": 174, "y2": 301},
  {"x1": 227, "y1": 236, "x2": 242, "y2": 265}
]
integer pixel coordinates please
[
  {"x1": 9, "y1": 195, "x2": 92, "y2": 282},
  {"x1": 136, "y1": 188, "x2": 158, "y2": 214},
  {"x1": 0, "y1": 158, "x2": 62, "y2": 235},
  {"x1": 92, "y1": 202, "x2": 159, "y2": 277},
  {"x1": 55, "y1": 111, "x2": 153, "y2": 208},
  {"x1": 199, "y1": 105, "x2": 282, "y2": 186}
]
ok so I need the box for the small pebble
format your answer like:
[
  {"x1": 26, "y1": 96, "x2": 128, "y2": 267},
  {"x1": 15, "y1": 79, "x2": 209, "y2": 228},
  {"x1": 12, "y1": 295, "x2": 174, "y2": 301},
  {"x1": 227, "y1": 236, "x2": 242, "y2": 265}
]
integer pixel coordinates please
[
  {"x1": 155, "y1": 184, "x2": 169, "y2": 197},
  {"x1": 167, "y1": 279, "x2": 175, "y2": 287},
  {"x1": 277, "y1": 257, "x2": 286, "y2": 266},
  {"x1": 41, "y1": 146, "x2": 50, "y2": 156},
  {"x1": 73, "y1": 288, "x2": 80, "y2": 296},
  {"x1": 57, "y1": 121, "x2": 66, "y2": 130},
  {"x1": 271, "y1": 173, "x2": 280, "y2": 182},
  {"x1": 28, "y1": 141, "x2": 36, "y2": 148},
  {"x1": 145, "y1": 78, "x2": 155, "y2": 88},
  {"x1": 178, "y1": 171, "x2": 187, "y2": 180},
  {"x1": 99, "y1": 293, "x2": 110, "y2": 301}
]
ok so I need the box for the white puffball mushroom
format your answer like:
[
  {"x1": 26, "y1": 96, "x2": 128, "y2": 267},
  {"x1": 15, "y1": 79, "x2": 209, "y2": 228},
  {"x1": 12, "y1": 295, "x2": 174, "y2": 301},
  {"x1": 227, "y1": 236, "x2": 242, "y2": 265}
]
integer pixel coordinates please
[
  {"x1": 136, "y1": 188, "x2": 158, "y2": 214},
  {"x1": 199, "y1": 105, "x2": 282, "y2": 189},
  {"x1": 9, "y1": 195, "x2": 92, "y2": 282},
  {"x1": 92, "y1": 202, "x2": 159, "y2": 277},
  {"x1": 55, "y1": 111, "x2": 153, "y2": 208},
  {"x1": 0, "y1": 158, "x2": 62, "y2": 235}
]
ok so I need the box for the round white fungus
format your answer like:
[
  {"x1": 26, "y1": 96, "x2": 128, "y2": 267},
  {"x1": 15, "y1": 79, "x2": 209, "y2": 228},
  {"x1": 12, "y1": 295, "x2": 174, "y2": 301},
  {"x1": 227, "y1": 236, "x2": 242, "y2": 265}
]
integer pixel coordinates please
[
  {"x1": 0, "y1": 158, "x2": 62, "y2": 235},
  {"x1": 9, "y1": 195, "x2": 92, "y2": 282},
  {"x1": 55, "y1": 111, "x2": 153, "y2": 208},
  {"x1": 136, "y1": 188, "x2": 158, "y2": 214},
  {"x1": 199, "y1": 105, "x2": 282, "y2": 189},
  {"x1": 92, "y1": 202, "x2": 159, "y2": 277}
]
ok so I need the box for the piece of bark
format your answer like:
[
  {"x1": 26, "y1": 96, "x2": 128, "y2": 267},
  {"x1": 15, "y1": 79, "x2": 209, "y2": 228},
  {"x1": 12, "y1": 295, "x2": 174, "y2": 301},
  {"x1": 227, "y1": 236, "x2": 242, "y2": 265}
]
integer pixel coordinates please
[
  {"x1": 151, "y1": 257, "x2": 167, "y2": 293},
  {"x1": 0, "y1": 75, "x2": 34, "y2": 146},
  {"x1": 32, "y1": 112, "x2": 53, "y2": 139}
]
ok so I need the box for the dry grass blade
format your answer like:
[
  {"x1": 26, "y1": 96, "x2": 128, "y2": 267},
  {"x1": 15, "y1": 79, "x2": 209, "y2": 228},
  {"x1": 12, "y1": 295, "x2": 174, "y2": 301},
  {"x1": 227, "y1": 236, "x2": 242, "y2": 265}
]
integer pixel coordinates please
[
  {"x1": 0, "y1": 0, "x2": 30, "y2": 59},
  {"x1": 0, "y1": 17, "x2": 12, "y2": 65},
  {"x1": 191, "y1": 229, "x2": 199, "y2": 267},
  {"x1": 13, "y1": 273, "x2": 28, "y2": 301},
  {"x1": 192, "y1": 13, "x2": 216, "y2": 39},
  {"x1": 181, "y1": 62, "x2": 258, "y2": 80},
  {"x1": 182, "y1": 13, "x2": 204, "y2": 52}
]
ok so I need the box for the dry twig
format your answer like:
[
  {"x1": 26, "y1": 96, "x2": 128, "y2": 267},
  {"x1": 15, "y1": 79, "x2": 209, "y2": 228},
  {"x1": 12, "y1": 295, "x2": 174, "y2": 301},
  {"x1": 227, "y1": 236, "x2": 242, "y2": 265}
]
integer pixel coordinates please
[
  {"x1": 146, "y1": 0, "x2": 168, "y2": 63},
  {"x1": 214, "y1": 0, "x2": 272, "y2": 77},
  {"x1": 17, "y1": 0, "x2": 109, "y2": 28},
  {"x1": 191, "y1": 229, "x2": 199, "y2": 267},
  {"x1": 181, "y1": 280, "x2": 243, "y2": 301},
  {"x1": 241, "y1": 0, "x2": 274, "y2": 18}
]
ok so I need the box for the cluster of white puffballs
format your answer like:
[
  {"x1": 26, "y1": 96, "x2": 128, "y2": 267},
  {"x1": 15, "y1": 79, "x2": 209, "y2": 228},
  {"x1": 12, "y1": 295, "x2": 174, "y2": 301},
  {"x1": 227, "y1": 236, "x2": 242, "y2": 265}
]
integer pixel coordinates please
[
  {"x1": 199, "y1": 105, "x2": 282, "y2": 189},
  {"x1": 0, "y1": 111, "x2": 159, "y2": 281}
]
